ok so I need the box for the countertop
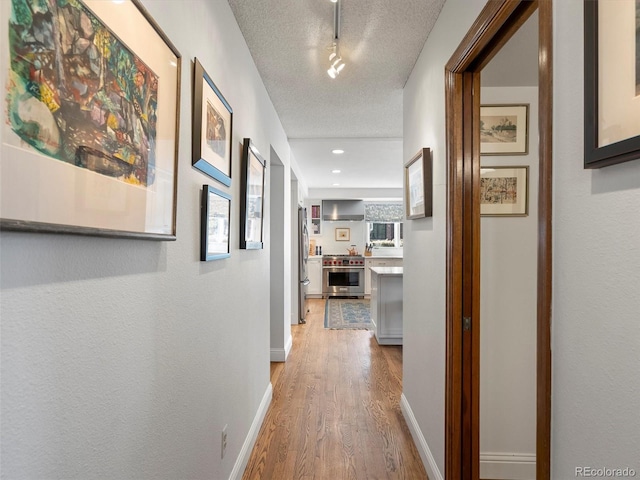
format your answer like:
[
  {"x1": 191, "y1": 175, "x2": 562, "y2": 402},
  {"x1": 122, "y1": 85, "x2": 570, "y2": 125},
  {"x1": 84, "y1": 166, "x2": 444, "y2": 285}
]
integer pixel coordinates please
[
  {"x1": 308, "y1": 255, "x2": 403, "y2": 259},
  {"x1": 370, "y1": 267, "x2": 404, "y2": 276}
]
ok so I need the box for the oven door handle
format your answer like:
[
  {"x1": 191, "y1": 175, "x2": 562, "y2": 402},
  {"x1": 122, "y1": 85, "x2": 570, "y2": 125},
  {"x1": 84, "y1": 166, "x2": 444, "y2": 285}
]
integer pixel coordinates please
[{"x1": 322, "y1": 266, "x2": 365, "y2": 270}]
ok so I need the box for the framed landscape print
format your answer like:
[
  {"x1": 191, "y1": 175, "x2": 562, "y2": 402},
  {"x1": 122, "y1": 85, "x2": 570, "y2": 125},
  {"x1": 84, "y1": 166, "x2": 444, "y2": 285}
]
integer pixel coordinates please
[
  {"x1": 480, "y1": 166, "x2": 529, "y2": 216},
  {"x1": 192, "y1": 58, "x2": 233, "y2": 186},
  {"x1": 584, "y1": 0, "x2": 640, "y2": 168},
  {"x1": 480, "y1": 104, "x2": 529, "y2": 155},
  {"x1": 239, "y1": 138, "x2": 266, "y2": 250},
  {"x1": 1, "y1": 0, "x2": 181, "y2": 239},
  {"x1": 201, "y1": 185, "x2": 231, "y2": 261},
  {"x1": 404, "y1": 147, "x2": 432, "y2": 219},
  {"x1": 335, "y1": 228, "x2": 350, "y2": 241}
]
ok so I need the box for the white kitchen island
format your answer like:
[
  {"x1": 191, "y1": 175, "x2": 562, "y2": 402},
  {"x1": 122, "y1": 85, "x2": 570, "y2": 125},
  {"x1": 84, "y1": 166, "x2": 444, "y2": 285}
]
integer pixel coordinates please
[{"x1": 370, "y1": 267, "x2": 403, "y2": 345}]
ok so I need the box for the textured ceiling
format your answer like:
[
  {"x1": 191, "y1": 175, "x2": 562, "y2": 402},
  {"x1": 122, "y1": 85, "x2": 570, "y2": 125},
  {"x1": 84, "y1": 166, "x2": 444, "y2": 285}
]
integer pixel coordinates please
[
  {"x1": 227, "y1": 0, "x2": 537, "y2": 192},
  {"x1": 227, "y1": 0, "x2": 446, "y2": 192},
  {"x1": 228, "y1": 0, "x2": 446, "y2": 140}
]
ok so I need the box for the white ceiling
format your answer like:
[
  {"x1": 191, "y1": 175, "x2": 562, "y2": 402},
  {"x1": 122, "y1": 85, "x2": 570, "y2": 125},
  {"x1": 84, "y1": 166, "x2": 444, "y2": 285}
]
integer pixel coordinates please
[
  {"x1": 227, "y1": 0, "x2": 446, "y2": 193},
  {"x1": 227, "y1": 0, "x2": 538, "y2": 193}
]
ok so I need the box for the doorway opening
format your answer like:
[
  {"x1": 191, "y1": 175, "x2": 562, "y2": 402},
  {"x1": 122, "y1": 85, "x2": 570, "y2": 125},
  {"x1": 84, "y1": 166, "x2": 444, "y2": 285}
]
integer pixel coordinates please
[{"x1": 444, "y1": 1, "x2": 552, "y2": 479}]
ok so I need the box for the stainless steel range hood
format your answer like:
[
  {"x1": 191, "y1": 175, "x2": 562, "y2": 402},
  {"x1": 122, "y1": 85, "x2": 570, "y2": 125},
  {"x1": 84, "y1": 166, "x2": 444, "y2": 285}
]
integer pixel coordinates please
[{"x1": 322, "y1": 200, "x2": 365, "y2": 221}]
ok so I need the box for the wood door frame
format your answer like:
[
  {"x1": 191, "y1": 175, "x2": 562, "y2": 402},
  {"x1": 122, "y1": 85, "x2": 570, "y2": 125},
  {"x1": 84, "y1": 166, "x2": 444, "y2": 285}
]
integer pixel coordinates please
[{"x1": 444, "y1": 1, "x2": 552, "y2": 479}]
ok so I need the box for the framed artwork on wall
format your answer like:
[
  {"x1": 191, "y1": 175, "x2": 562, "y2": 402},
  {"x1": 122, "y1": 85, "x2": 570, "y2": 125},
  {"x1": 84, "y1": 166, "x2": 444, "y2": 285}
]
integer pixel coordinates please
[
  {"x1": 335, "y1": 227, "x2": 350, "y2": 241},
  {"x1": 480, "y1": 166, "x2": 529, "y2": 216},
  {"x1": 404, "y1": 147, "x2": 432, "y2": 219},
  {"x1": 192, "y1": 57, "x2": 233, "y2": 186},
  {"x1": 239, "y1": 138, "x2": 266, "y2": 250},
  {"x1": 480, "y1": 104, "x2": 529, "y2": 155},
  {"x1": 584, "y1": 0, "x2": 640, "y2": 168},
  {"x1": 1, "y1": 0, "x2": 181, "y2": 239},
  {"x1": 201, "y1": 185, "x2": 231, "y2": 261}
]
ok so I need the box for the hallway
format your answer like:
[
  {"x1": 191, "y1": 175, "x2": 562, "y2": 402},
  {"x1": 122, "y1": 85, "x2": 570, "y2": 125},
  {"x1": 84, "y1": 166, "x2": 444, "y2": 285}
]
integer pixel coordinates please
[{"x1": 242, "y1": 299, "x2": 427, "y2": 479}]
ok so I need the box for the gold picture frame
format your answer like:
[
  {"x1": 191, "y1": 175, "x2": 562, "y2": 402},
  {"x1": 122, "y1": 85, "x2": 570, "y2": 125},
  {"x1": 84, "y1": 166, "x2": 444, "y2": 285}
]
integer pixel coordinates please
[
  {"x1": 480, "y1": 104, "x2": 529, "y2": 155},
  {"x1": 480, "y1": 166, "x2": 529, "y2": 216},
  {"x1": 335, "y1": 227, "x2": 350, "y2": 241}
]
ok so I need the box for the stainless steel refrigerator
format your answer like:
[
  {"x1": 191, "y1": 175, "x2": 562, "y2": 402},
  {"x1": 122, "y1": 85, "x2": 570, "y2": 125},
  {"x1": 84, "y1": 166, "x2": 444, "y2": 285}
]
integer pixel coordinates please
[{"x1": 298, "y1": 206, "x2": 310, "y2": 323}]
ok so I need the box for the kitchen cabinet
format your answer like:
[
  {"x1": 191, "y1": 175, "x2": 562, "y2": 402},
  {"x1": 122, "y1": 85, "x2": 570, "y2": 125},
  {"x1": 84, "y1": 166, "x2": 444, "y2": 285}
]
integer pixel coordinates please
[
  {"x1": 370, "y1": 267, "x2": 403, "y2": 345},
  {"x1": 310, "y1": 204, "x2": 321, "y2": 235},
  {"x1": 306, "y1": 257, "x2": 323, "y2": 297},
  {"x1": 365, "y1": 257, "x2": 403, "y2": 295}
]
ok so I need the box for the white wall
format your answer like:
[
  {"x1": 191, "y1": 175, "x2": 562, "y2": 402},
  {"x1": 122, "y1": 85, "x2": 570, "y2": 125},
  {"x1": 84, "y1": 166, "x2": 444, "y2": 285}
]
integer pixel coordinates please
[
  {"x1": 479, "y1": 87, "x2": 538, "y2": 479},
  {"x1": 401, "y1": 1, "x2": 488, "y2": 478},
  {"x1": 403, "y1": 0, "x2": 640, "y2": 478},
  {"x1": 291, "y1": 178, "x2": 300, "y2": 325},
  {"x1": 0, "y1": 0, "x2": 297, "y2": 478},
  {"x1": 269, "y1": 157, "x2": 292, "y2": 361},
  {"x1": 552, "y1": 0, "x2": 640, "y2": 475}
]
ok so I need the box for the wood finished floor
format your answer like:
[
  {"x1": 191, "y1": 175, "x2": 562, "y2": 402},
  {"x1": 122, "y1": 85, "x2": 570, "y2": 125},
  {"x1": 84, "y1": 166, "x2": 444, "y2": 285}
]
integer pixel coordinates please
[{"x1": 242, "y1": 298, "x2": 428, "y2": 480}]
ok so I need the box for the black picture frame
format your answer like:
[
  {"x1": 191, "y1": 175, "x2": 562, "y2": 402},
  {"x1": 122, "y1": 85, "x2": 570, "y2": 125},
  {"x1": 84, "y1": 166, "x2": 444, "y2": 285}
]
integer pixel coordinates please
[
  {"x1": 201, "y1": 185, "x2": 231, "y2": 261},
  {"x1": 1, "y1": 0, "x2": 181, "y2": 240},
  {"x1": 192, "y1": 58, "x2": 233, "y2": 186},
  {"x1": 584, "y1": 0, "x2": 640, "y2": 168},
  {"x1": 239, "y1": 139, "x2": 266, "y2": 250},
  {"x1": 404, "y1": 148, "x2": 432, "y2": 219}
]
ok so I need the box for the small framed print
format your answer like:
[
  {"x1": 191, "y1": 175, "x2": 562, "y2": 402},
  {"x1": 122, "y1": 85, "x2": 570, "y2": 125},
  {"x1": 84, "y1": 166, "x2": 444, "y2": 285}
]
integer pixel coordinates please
[
  {"x1": 201, "y1": 185, "x2": 231, "y2": 261},
  {"x1": 240, "y1": 138, "x2": 266, "y2": 250},
  {"x1": 335, "y1": 228, "x2": 350, "y2": 241},
  {"x1": 480, "y1": 104, "x2": 529, "y2": 155},
  {"x1": 480, "y1": 166, "x2": 529, "y2": 216},
  {"x1": 404, "y1": 148, "x2": 432, "y2": 219},
  {"x1": 192, "y1": 58, "x2": 233, "y2": 186}
]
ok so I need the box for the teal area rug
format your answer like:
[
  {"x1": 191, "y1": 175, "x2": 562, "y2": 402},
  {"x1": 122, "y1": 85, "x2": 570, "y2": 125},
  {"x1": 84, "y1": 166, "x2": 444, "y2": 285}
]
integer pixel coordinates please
[{"x1": 324, "y1": 299, "x2": 372, "y2": 330}]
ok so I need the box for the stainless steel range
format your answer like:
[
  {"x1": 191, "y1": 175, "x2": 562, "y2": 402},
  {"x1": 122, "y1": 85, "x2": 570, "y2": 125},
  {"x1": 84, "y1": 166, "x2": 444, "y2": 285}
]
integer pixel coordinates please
[{"x1": 322, "y1": 255, "x2": 365, "y2": 298}]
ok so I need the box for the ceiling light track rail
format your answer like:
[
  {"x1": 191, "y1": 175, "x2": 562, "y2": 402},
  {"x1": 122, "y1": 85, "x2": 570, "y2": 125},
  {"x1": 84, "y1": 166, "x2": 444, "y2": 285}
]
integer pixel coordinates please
[{"x1": 327, "y1": 0, "x2": 346, "y2": 79}]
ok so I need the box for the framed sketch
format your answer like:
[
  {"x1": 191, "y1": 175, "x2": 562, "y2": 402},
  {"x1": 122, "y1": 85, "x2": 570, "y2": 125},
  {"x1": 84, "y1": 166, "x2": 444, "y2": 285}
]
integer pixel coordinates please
[
  {"x1": 335, "y1": 228, "x2": 350, "y2": 241},
  {"x1": 1, "y1": 0, "x2": 181, "y2": 239},
  {"x1": 404, "y1": 147, "x2": 432, "y2": 219},
  {"x1": 480, "y1": 104, "x2": 529, "y2": 155},
  {"x1": 480, "y1": 166, "x2": 529, "y2": 216},
  {"x1": 192, "y1": 58, "x2": 233, "y2": 186},
  {"x1": 240, "y1": 138, "x2": 266, "y2": 250},
  {"x1": 201, "y1": 185, "x2": 231, "y2": 261},
  {"x1": 584, "y1": 0, "x2": 640, "y2": 168}
]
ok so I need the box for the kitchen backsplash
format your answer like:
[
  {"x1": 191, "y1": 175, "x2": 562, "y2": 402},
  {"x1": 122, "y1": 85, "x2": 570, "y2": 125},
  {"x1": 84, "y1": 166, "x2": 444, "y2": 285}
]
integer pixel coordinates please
[{"x1": 311, "y1": 220, "x2": 366, "y2": 255}]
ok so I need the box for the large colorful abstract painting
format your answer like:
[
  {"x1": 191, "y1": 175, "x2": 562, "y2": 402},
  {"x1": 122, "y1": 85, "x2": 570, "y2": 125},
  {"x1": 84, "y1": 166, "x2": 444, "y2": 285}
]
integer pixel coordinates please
[
  {"x1": 1, "y1": 0, "x2": 181, "y2": 238},
  {"x1": 7, "y1": 0, "x2": 158, "y2": 187}
]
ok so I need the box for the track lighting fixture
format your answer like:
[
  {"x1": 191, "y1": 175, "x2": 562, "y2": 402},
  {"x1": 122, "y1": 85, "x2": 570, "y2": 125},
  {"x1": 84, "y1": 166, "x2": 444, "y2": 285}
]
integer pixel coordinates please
[
  {"x1": 327, "y1": 42, "x2": 345, "y2": 79},
  {"x1": 327, "y1": 0, "x2": 345, "y2": 79}
]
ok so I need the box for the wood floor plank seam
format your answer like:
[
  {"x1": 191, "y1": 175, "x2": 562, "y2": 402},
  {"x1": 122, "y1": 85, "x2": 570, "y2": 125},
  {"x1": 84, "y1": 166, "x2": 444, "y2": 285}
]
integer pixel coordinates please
[{"x1": 242, "y1": 299, "x2": 427, "y2": 480}]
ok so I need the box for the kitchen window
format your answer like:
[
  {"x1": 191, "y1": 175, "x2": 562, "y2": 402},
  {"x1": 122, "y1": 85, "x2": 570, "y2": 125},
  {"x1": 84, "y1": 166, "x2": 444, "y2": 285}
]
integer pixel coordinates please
[{"x1": 367, "y1": 222, "x2": 403, "y2": 248}]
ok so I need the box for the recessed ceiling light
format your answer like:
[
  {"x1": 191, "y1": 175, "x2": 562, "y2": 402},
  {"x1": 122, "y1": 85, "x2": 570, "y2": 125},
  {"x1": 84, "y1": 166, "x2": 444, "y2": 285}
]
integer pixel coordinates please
[
  {"x1": 331, "y1": 169, "x2": 341, "y2": 174},
  {"x1": 331, "y1": 149, "x2": 344, "y2": 155},
  {"x1": 333, "y1": 183, "x2": 340, "y2": 186}
]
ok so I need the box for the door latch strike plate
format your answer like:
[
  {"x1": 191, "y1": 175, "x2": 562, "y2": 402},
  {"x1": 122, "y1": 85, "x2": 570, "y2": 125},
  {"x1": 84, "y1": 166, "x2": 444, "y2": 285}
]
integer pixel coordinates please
[{"x1": 463, "y1": 317, "x2": 471, "y2": 331}]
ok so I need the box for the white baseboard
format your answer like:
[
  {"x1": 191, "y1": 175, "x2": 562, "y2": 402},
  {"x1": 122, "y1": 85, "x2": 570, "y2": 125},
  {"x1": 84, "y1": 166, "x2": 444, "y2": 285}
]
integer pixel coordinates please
[
  {"x1": 400, "y1": 394, "x2": 443, "y2": 480},
  {"x1": 270, "y1": 335, "x2": 293, "y2": 362},
  {"x1": 229, "y1": 382, "x2": 273, "y2": 480},
  {"x1": 480, "y1": 452, "x2": 536, "y2": 480}
]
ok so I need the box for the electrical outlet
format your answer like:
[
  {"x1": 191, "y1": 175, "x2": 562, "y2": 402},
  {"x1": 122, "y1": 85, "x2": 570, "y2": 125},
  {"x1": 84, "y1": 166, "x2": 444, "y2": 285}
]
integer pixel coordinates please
[{"x1": 221, "y1": 425, "x2": 228, "y2": 459}]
